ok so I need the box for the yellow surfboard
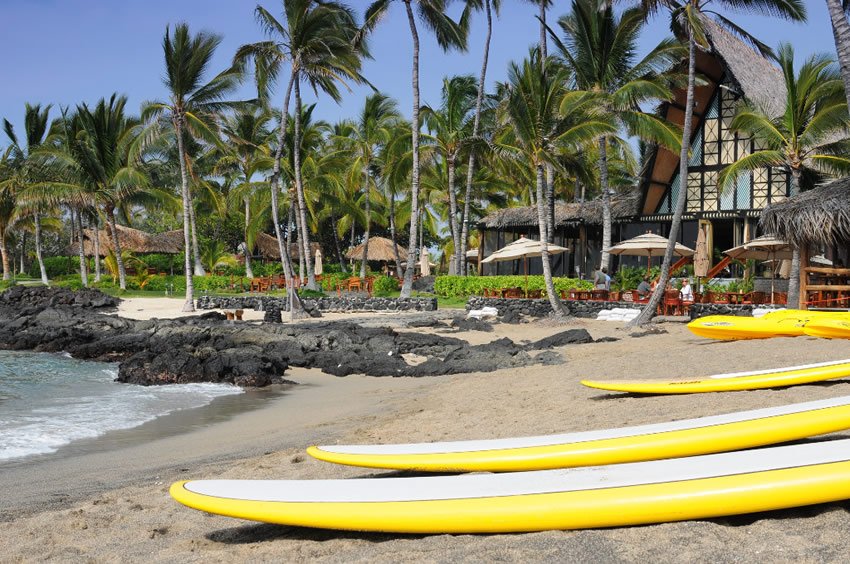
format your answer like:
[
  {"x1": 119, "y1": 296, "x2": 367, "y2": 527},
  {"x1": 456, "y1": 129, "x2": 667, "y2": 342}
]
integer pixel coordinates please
[
  {"x1": 581, "y1": 358, "x2": 850, "y2": 394},
  {"x1": 687, "y1": 315, "x2": 810, "y2": 340},
  {"x1": 804, "y1": 318, "x2": 850, "y2": 340},
  {"x1": 306, "y1": 396, "x2": 850, "y2": 472},
  {"x1": 172, "y1": 440, "x2": 850, "y2": 533}
]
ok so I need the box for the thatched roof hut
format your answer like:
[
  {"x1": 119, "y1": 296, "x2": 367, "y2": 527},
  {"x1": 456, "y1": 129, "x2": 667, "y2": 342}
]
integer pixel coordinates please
[
  {"x1": 761, "y1": 178, "x2": 850, "y2": 248},
  {"x1": 345, "y1": 236, "x2": 408, "y2": 262},
  {"x1": 254, "y1": 232, "x2": 321, "y2": 259},
  {"x1": 479, "y1": 191, "x2": 641, "y2": 229},
  {"x1": 75, "y1": 225, "x2": 183, "y2": 256}
]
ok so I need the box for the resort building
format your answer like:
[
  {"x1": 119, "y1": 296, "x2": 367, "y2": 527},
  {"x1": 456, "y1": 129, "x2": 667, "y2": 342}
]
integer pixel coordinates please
[{"x1": 478, "y1": 20, "x2": 789, "y2": 278}]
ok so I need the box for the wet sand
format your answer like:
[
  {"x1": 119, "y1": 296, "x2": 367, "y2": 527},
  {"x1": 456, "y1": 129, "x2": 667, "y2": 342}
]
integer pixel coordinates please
[{"x1": 4, "y1": 302, "x2": 850, "y2": 562}]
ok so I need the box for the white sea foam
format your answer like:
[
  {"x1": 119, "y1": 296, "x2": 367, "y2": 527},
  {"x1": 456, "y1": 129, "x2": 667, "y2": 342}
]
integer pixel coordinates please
[{"x1": 0, "y1": 351, "x2": 242, "y2": 461}]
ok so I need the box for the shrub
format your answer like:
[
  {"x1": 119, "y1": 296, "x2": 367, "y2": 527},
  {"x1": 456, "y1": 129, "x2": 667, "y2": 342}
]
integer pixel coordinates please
[
  {"x1": 372, "y1": 276, "x2": 400, "y2": 297},
  {"x1": 433, "y1": 276, "x2": 593, "y2": 298},
  {"x1": 0, "y1": 279, "x2": 16, "y2": 291}
]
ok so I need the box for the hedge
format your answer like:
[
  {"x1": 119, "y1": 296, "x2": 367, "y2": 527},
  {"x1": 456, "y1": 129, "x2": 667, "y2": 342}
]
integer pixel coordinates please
[{"x1": 434, "y1": 276, "x2": 593, "y2": 298}]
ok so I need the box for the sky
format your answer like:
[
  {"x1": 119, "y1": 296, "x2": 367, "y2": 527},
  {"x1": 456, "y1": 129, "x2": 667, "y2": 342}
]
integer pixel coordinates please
[{"x1": 0, "y1": 0, "x2": 839, "y2": 143}]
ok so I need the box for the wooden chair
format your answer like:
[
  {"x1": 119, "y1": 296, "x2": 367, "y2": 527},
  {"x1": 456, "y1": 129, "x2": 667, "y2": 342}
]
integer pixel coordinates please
[
  {"x1": 772, "y1": 292, "x2": 788, "y2": 305},
  {"x1": 347, "y1": 277, "x2": 362, "y2": 292},
  {"x1": 621, "y1": 290, "x2": 634, "y2": 303},
  {"x1": 526, "y1": 289, "x2": 543, "y2": 299},
  {"x1": 742, "y1": 291, "x2": 767, "y2": 305},
  {"x1": 564, "y1": 289, "x2": 579, "y2": 300},
  {"x1": 661, "y1": 289, "x2": 681, "y2": 316},
  {"x1": 590, "y1": 289, "x2": 609, "y2": 301},
  {"x1": 503, "y1": 287, "x2": 523, "y2": 299}
]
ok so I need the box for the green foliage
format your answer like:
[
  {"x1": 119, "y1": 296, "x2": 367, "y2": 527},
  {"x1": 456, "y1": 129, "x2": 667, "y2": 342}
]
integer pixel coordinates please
[
  {"x1": 0, "y1": 279, "x2": 16, "y2": 291},
  {"x1": 297, "y1": 288, "x2": 327, "y2": 299},
  {"x1": 611, "y1": 266, "x2": 645, "y2": 291},
  {"x1": 434, "y1": 276, "x2": 593, "y2": 298},
  {"x1": 372, "y1": 276, "x2": 400, "y2": 297},
  {"x1": 28, "y1": 256, "x2": 75, "y2": 278}
]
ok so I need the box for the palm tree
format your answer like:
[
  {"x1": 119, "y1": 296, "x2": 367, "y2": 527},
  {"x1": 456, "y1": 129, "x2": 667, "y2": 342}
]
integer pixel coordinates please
[
  {"x1": 495, "y1": 52, "x2": 615, "y2": 316},
  {"x1": 826, "y1": 0, "x2": 850, "y2": 110},
  {"x1": 719, "y1": 44, "x2": 850, "y2": 307},
  {"x1": 362, "y1": 0, "x2": 467, "y2": 297},
  {"x1": 237, "y1": 1, "x2": 364, "y2": 293},
  {"x1": 143, "y1": 23, "x2": 243, "y2": 312},
  {"x1": 338, "y1": 93, "x2": 401, "y2": 278},
  {"x1": 625, "y1": 0, "x2": 807, "y2": 328},
  {"x1": 459, "y1": 0, "x2": 500, "y2": 275},
  {"x1": 2, "y1": 104, "x2": 52, "y2": 284},
  {"x1": 0, "y1": 150, "x2": 19, "y2": 281},
  {"x1": 218, "y1": 107, "x2": 274, "y2": 279},
  {"x1": 422, "y1": 75, "x2": 477, "y2": 274},
  {"x1": 553, "y1": 0, "x2": 683, "y2": 270}
]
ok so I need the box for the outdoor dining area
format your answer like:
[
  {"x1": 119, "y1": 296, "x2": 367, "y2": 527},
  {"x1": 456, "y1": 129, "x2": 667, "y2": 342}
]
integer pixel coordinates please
[{"x1": 476, "y1": 231, "x2": 802, "y2": 315}]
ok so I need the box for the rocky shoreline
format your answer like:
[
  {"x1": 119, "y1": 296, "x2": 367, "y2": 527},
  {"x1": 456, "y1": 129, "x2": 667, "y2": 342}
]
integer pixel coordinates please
[{"x1": 0, "y1": 287, "x2": 595, "y2": 387}]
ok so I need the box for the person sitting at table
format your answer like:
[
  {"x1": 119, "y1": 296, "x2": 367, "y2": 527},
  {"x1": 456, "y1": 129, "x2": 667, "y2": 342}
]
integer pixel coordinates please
[
  {"x1": 637, "y1": 275, "x2": 651, "y2": 298},
  {"x1": 594, "y1": 267, "x2": 611, "y2": 291},
  {"x1": 680, "y1": 278, "x2": 694, "y2": 302}
]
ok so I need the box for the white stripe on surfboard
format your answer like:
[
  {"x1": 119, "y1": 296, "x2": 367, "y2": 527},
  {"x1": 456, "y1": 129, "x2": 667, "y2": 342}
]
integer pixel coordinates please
[
  {"x1": 185, "y1": 438, "x2": 850, "y2": 503},
  {"x1": 708, "y1": 358, "x2": 850, "y2": 379},
  {"x1": 316, "y1": 395, "x2": 850, "y2": 456}
]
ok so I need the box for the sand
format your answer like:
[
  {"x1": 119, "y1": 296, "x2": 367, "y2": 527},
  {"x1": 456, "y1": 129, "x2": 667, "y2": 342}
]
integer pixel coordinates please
[{"x1": 4, "y1": 300, "x2": 850, "y2": 562}]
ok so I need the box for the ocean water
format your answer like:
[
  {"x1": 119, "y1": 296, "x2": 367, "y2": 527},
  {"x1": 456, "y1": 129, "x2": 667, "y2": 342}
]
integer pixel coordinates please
[{"x1": 0, "y1": 350, "x2": 243, "y2": 462}]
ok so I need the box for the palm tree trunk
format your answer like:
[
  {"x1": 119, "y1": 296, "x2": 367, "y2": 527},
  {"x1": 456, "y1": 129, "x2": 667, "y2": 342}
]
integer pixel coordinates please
[
  {"x1": 630, "y1": 31, "x2": 696, "y2": 327},
  {"x1": 107, "y1": 207, "x2": 127, "y2": 290},
  {"x1": 401, "y1": 0, "x2": 421, "y2": 298},
  {"x1": 331, "y1": 212, "x2": 347, "y2": 273},
  {"x1": 187, "y1": 184, "x2": 205, "y2": 276},
  {"x1": 787, "y1": 168, "x2": 803, "y2": 307},
  {"x1": 243, "y1": 196, "x2": 254, "y2": 279},
  {"x1": 18, "y1": 232, "x2": 25, "y2": 275},
  {"x1": 536, "y1": 162, "x2": 567, "y2": 316},
  {"x1": 446, "y1": 154, "x2": 461, "y2": 273},
  {"x1": 76, "y1": 209, "x2": 89, "y2": 288},
  {"x1": 0, "y1": 232, "x2": 10, "y2": 281},
  {"x1": 269, "y1": 73, "x2": 305, "y2": 317},
  {"x1": 175, "y1": 118, "x2": 195, "y2": 311},
  {"x1": 34, "y1": 213, "x2": 48, "y2": 285},
  {"x1": 292, "y1": 200, "x2": 304, "y2": 278},
  {"x1": 546, "y1": 164, "x2": 555, "y2": 243},
  {"x1": 360, "y1": 171, "x2": 371, "y2": 279},
  {"x1": 599, "y1": 136, "x2": 612, "y2": 270},
  {"x1": 826, "y1": 0, "x2": 850, "y2": 111},
  {"x1": 92, "y1": 214, "x2": 102, "y2": 283},
  {"x1": 293, "y1": 75, "x2": 317, "y2": 290},
  {"x1": 460, "y1": 0, "x2": 493, "y2": 277},
  {"x1": 389, "y1": 191, "x2": 403, "y2": 278}
]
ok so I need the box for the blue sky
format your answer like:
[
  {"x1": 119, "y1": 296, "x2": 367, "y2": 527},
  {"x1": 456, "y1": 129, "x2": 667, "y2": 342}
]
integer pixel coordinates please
[{"x1": 0, "y1": 0, "x2": 837, "y2": 141}]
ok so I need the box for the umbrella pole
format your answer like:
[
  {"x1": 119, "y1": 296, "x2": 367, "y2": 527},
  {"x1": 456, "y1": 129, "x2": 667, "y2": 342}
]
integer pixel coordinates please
[
  {"x1": 770, "y1": 251, "x2": 775, "y2": 305},
  {"x1": 524, "y1": 256, "x2": 528, "y2": 297}
]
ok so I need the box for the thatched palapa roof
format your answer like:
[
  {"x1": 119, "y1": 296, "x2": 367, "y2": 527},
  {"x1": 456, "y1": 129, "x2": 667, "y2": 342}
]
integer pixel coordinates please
[
  {"x1": 345, "y1": 236, "x2": 408, "y2": 262},
  {"x1": 75, "y1": 225, "x2": 183, "y2": 256},
  {"x1": 254, "y1": 232, "x2": 321, "y2": 259},
  {"x1": 761, "y1": 178, "x2": 850, "y2": 247},
  {"x1": 479, "y1": 191, "x2": 641, "y2": 229}
]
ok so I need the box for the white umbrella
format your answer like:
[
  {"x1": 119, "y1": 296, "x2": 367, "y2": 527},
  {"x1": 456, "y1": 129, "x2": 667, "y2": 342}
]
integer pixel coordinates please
[
  {"x1": 481, "y1": 237, "x2": 569, "y2": 292},
  {"x1": 314, "y1": 249, "x2": 323, "y2": 276},
  {"x1": 420, "y1": 247, "x2": 431, "y2": 277},
  {"x1": 609, "y1": 233, "x2": 694, "y2": 274},
  {"x1": 811, "y1": 255, "x2": 833, "y2": 266},
  {"x1": 694, "y1": 224, "x2": 710, "y2": 278},
  {"x1": 725, "y1": 235, "x2": 793, "y2": 303}
]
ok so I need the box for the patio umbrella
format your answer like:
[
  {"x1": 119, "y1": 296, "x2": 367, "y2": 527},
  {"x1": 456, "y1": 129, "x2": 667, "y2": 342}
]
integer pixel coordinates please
[
  {"x1": 608, "y1": 233, "x2": 694, "y2": 274},
  {"x1": 724, "y1": 234, "x2": 793, "y2": 302},
  {"x1": 694, "y1": 224, "x2": 710, "y2": 278},
  {"x1": 481, "y1": 237, "x2": 569, "y2": 291},
  {"x1": 420, "y1": 247, "x2": 431, "y2": 277},
  {"x1": 314, "y1": 249, "x2": 323, "y2": 276}
]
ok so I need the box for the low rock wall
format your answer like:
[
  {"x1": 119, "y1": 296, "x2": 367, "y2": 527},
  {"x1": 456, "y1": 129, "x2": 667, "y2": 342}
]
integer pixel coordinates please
[
  {"x1": 197, "y1": 295, "x2": 438, "y2": 322},
  {"x1": 689, "y1": 303, "x2": 785, "y2": 320},
  {"x1": 465, "y1": 297, "x2": 643, "y2": 319}
]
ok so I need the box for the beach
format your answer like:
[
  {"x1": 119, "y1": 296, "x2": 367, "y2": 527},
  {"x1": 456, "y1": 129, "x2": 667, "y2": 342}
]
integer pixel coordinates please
[{"x1": 3, "y1": 300, "x2": 850, "y2": 562}]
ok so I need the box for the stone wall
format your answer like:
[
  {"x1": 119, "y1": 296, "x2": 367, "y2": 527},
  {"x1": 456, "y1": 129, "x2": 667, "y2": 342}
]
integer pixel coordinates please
[
  {"x1": 465, "y1": 297, "x2": 643, "y2": 319},
  {"x1": 197, "y1": 295, "x2": 438, "y2": 322},
  {"x1": 689, "y1": 303, "x2": 785, "y2": 320}
]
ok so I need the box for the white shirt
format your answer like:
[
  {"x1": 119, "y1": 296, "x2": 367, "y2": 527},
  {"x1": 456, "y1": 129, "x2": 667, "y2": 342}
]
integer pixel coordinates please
[{"x1": 680, "y1": 283, "x2": 694, "y2": 301}]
